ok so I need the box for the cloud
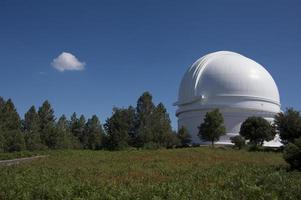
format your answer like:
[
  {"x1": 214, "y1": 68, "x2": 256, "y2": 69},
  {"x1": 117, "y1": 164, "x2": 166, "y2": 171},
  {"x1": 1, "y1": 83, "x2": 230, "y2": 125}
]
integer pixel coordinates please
[{"x1": 51, "y1": 52, "x2": 85, "y2": 72}]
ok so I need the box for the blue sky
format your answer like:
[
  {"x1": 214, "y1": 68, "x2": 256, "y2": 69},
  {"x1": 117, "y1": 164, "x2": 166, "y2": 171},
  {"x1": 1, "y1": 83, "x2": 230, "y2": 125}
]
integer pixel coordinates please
[{"x1": 0, "y1": 0, "x2": 300, "y2": 129}]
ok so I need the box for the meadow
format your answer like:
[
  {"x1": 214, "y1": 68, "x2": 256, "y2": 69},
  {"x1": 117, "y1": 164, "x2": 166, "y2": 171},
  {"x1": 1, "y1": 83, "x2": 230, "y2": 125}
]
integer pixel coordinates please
[{"x1": 1, "y1": 148, "x2": 301, "y2": 200}]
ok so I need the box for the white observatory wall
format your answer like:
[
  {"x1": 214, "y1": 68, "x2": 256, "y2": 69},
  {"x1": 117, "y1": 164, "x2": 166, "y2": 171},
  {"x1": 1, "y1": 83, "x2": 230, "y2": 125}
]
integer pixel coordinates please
[{"x1": 178, "y1": 109, "x2": 279, "y2": 146}]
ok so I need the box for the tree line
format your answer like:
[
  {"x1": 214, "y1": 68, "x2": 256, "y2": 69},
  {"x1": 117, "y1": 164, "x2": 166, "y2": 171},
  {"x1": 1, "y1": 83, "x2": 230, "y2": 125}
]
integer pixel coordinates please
[{"x1": 0, "y1": 92, "x2": 191, "y2": 152}]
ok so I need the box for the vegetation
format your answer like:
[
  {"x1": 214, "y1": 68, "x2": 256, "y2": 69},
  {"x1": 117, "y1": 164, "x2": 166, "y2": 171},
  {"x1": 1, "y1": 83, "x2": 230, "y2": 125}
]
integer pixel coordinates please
[
  {"x1": 198, "y1": 109, "x2": 226, "y2": 147},
  {"x1": 177, "y1": 126, "x2": 191, "y2": 147},
  {"x1": 240, "y1": 117, "x2": 275, "y2": 148},
  {"x1": 283, "y1": 137, "x2": 301, "y2": 170},
  {"x1": 275, "y1": 108, "x2": 301, "y2": 145},
  {"x1": 0, "y1": 92, "x2": 180, "y2": 153},
  {"x1": 0, "y1": 148, "x2": 300, "y2": 200},
  {"x1": 230, "y1": 135, "x2": 246, "y2": 149}
]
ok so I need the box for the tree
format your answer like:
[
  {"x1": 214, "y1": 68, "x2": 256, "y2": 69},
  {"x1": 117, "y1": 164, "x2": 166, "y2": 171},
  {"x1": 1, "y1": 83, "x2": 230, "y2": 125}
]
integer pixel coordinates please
[
  {"x1": 240, "y1": 117, "x2": 275, "y2": 148},
  {"x1": 104, "y1": 107, "x2": 135, "y2": 150},
  {"x1": 23, "y1": 106, "x2": 43, "y2": 150},
  {"x1": 177, "y1": 126, "x2": 191, "y2": 147},
  {"x1": 134, "y1": 92, "x2": 155, "y2": 147},
  {"x1": 230, "y1": 135, "x2": 245, "y2": 150},
  {"x1": 150, "y1": 103, "x2": 174, "y2": 147},
  {"x1": 0, "y1": 97, "x2": 6, "y2": 152},
  {"x1": 4, "y1": 130, "x2": 25, "y2": 152},
  {"x1": 198, "y1": 109, "x2": 226, "y2": 147},
  {"x1": 283, "y1": 137, "x2": 301, "y2": 170},
  {"x1": 38, "y1": 100, "x2": 56, "y2": 148},
  {"x1": 274, "y1": 108, "x2": 301, "y2": 144},
  {"x1": 70, "y1": 113, "x2": 86, "y2": 148},
  {"x1": 1, "y1": 99, "x2": 22, "y2": 130},
  {"x1": 0, "y1": 99, "x2": 24, "y2": 152},
  {"x1": 84, "y1": 115, "x2": 104, "y2": 150},
  {"x1": 55, "y1": 115, "x2": 73, "y2": 149}
]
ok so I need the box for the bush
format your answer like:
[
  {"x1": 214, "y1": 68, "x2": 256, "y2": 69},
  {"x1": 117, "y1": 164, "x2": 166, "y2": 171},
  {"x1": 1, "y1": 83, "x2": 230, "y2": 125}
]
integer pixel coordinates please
[
  {"x1": 283, "y1": 137, "x2": 301, "y2": 170},
  {"x1": 240, "y1": 117, "x2": 275, "y2": 147},
  {"x1": 230, "y1": 135, "x2": 245, "y2": 149},
  {"x1": 142, "y1": 142, "x2": 161, "y2": 150}
]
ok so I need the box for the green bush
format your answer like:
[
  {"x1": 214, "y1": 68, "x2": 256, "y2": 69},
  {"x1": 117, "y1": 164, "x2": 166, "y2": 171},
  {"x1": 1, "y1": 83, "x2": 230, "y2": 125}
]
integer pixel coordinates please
[
  {"x1": 283, "y1": 137, "x2": 301, "y2": 170},
  {"x1": 142, "y1": 141, "x2": 162, "y2": 150},
  {"x1": 230, "y1": 135, "x2": 245, "y2": 149}
]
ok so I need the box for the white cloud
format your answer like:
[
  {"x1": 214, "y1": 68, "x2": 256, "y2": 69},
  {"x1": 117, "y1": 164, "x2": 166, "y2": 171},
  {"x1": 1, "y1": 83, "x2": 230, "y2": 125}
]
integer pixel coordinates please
[{"x1": 51, "y1": 52, "x2": 86, "y2": 72}]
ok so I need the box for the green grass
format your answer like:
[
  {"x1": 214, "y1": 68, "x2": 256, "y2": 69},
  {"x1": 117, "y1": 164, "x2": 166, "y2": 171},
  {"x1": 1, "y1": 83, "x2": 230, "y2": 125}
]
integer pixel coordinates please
[{"x1": 0, "y1": 148, "x2": 300, "y2": 200}]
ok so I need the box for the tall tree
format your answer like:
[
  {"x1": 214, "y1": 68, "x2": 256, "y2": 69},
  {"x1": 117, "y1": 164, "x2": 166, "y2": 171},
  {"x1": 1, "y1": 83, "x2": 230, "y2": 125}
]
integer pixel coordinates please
[
  {"x1": 151, "y1": 103, "x2": 173, "y2": 147},
  {"x1": 240, "y1": 117, "x2": 275, "y2": 147},
  {"x1": 0, "y1": 97, "x2": 6, "y2": 152},
  {"x1": 23, "y1": 106, "x2": 43, "y2": 150},
  {"x1": 198, "y1": 109, "x2": 226, "y2": 147},
  {"x1": 274, "y1": 108, "x2": 301, "y2": 144},
  {"x1": 84, "y1": 115, "x2": 104, "y2": 150},
  {"x1": 38, "y1": 100, "x2": 56, "y2": 148},
  {"x1": 177, "y1": 126, "x2": 191, "y2": 147},
  {"x1": 135, "y1": 91, "x2": 155, "y2": 147},
  {"x1": 56, "y1": 115, "x2": 72, "y2": 149},
  {"x1": 104, "y1": 106, "x2": 135, "y2": 150},
  {"x1": 70, "y1": 113, "x2": 86, "y2": 148},
  {"x1": 1, "y1": 99, "x2": 25, "y2": 152}
]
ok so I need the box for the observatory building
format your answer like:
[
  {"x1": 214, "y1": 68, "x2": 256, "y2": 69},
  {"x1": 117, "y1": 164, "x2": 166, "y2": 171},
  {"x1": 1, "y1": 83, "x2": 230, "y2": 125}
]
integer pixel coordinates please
[{"x1": 174, "y1": 51, "x2": 281, "y2": 147}]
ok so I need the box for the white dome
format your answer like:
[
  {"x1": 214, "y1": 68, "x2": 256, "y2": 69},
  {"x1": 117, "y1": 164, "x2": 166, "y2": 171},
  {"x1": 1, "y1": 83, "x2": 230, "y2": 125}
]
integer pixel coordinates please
[
  {"x1": 175, "y1": 51, "x2": 280, "y2": 115},
  {"x1": 174, "y1": 51, "x2": 281, "y2": 146}
]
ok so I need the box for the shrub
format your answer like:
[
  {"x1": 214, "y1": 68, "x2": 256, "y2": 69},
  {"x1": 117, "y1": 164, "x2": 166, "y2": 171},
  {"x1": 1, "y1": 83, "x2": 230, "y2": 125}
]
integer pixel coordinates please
[
  {"x1": 230, "y1": 135, "x2": 245, "y2": 149},
  {"x1": 198, "y1": 109, "x2": 226, "y2": 147},
  {"x1": 142, "y1": 142, "x2": 161, "y2": 150},
  {"x1": 240, "y1": 117, "x2": 275, "y2": 148},
  {"x1": 283, "y1": 137, "x2": 301, "y2": 170}
]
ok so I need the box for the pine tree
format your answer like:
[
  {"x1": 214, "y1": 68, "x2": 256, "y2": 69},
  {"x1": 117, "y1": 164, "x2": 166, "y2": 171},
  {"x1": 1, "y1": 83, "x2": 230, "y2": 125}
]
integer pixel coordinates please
[
  {"x1": 56, "y1": 115, "x2": 72, "y2": 149},
  {"x1": 104, "y1": 107, "x2": 135, "y2": 150},
  {"x1": 151, "y1": 103, "x2": 173, "y2": 147},
  {"x1": 0, "y1": 97, "x2": 6, "y2": 152},
  {"x1": 84, "y1": 115, "x2": 104, "y2": 150},
  {"x1": 198, "y1": 109, "x2": 226, "y2": 147},
  {"x1": 24, "y1": 106, "x2": 43, "y2": 150},
  {"x1": 70, "y1": 113, "x2": 86, "y2": 148},
  {"x1": 135, "y1": 92, "x2": 155, "y2": 147},
  {"x1": 1, "y1": 99, "x2": 25, "y2": 152},
  {"x1": 38, "y1": 100, "x2": 56, "y2": 148}
]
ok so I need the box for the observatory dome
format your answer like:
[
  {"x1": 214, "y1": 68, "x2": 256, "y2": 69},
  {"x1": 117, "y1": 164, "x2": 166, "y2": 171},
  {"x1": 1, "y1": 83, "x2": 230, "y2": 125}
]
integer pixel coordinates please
[{"x1": 175, "y1": 51, "x2": 281, "y2": 146}]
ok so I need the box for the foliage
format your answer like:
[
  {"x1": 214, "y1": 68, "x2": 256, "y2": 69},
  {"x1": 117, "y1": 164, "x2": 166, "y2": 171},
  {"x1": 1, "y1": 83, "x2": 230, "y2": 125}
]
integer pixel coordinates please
[
  {"x1": 84, "y1": 115, "x2": 104, "y2": 150},
  {"x1": 240, "y1": 117, "x2": 275, "y2": 148},
  {"x1": 0, "y1": 148, "x2": 300, "y2": 199},
  {"x1": 198, "y1": 109, "x2": 226, "y2": 147},
  {"x1": 150, "y1": 103, "x2": 174, "y2": 147},
  {"x1": 55, "y1": 115, "x2": 73, "y2": 149},
  {"x1": 283, "y1": 137, "x2": 301, "y2": 170},
  {"x1": 0, "y1": 99, "x2": 24, "y2": 152},
  {"x1": 177, "y1": 126, "x2": 191, "y2": 147},
  {"x1": 38, "y1": 101, "x2": 56, "y2": 148},
  {"x1": 104, "y1": 107, "x2": 135, "y2": 150},
  {"x1": 135, "y1": 91, "x2": 155, "y2": 147},
  {"x1": 3, "y1": 130, "x2": 25, "y2": 152},
  {"x1": 70, "y1": 113, "x2": 86, "y2": 148},
  {"x1": 275, "y1": 108, "x2": 301, "y2": 144},
  {"x1": 23, "y1": 106, "x2": 43, "y2": 150},
  {"x1": 230, "y1": 135, "x2": 245, "y2": 149}
]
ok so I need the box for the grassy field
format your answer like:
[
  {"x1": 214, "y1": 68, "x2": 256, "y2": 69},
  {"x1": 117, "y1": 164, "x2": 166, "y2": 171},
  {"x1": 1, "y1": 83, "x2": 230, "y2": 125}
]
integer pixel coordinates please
[{"x1": 0, "y1": 148, "x2": 301, "y2": 200}]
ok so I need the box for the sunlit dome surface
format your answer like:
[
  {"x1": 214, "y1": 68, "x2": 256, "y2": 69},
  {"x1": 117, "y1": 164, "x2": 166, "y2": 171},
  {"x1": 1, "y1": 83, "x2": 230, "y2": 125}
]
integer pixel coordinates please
[{"x1": 176, "y1": 51, "x2": 280, "y2": 114}]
